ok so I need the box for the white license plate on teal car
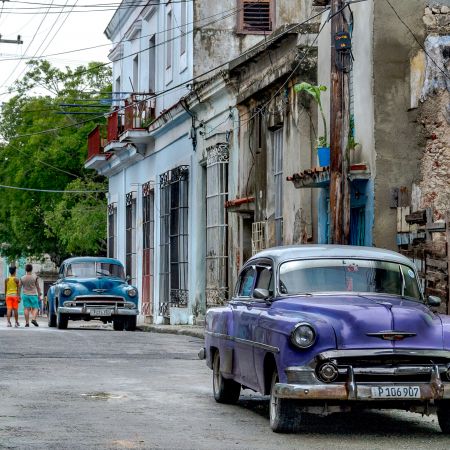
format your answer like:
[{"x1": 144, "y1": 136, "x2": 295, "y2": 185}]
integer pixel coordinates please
[
  {"x1": 90, "y1": 309, "x2": 112, "y2": 317},
  {"x1": 371, "y1": 386, "x2": 421, "y2": 399}
]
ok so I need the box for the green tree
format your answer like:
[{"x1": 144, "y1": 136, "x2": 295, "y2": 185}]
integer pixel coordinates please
[{"x1": 0, "y1": 60, "x2": 111, "y2": 264}]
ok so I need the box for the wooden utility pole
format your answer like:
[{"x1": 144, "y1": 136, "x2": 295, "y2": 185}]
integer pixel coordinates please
[{"x1": 329, "y1": 0, "x2": 350, "y2": 244}]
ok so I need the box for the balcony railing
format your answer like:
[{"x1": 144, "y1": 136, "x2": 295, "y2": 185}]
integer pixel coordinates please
[
  {"x1": 87, "y1": 125, "x2": 104, "y2": 160},
  {"x1": 86, "y1": 93, "x2": 155, "y2": 163},
  {"x1": 124, "y1": 93, "x2": 155, "y2": 131}
]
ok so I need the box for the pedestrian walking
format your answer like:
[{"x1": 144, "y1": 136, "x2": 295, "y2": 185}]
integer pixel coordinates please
[
  {"x1": 4, "y1": 266, "x2": 20, "y2": 327},
  {"x1": 20, "y1": 264, "x2": 42, "y2": 327}
]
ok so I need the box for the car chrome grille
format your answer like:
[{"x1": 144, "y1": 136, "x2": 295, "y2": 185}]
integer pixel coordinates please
[
  {"x1": 316, "y1": 355, "x2": 450, "y2": 383},
  {"x1": 72, "y1": 296, "x2": 125, "y2": 307}
]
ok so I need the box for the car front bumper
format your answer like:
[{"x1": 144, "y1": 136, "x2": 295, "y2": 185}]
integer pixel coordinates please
[
  {"x1": 275, "y1": 365, "x2": 450, "y2": 401},
  {"x1": 58, "y1": 306, "x2": 138, "y2": 316}
]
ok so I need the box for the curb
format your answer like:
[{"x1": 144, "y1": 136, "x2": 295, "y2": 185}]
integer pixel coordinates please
[{"x1": 137, "y1": 324, "x2": 205, "y2": 339}]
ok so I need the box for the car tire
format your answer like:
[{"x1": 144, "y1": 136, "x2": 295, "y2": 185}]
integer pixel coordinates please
[
  {"x1": 56, "y1": 309, "x2": 68, "y2": 330},
  {"x1": 48, "y1": 308, "x2": 57, "y2": 327},
  {"x1": 212, "y1": 351, "x2": 241, "y2": 404},
  {"x1": 124, "y1": 316, "x2": 137, "y2": 331},
  {"x1": 113, "y1": 319, "x2": 124, "y2": 331},
  {"x1": 437, "y1": 403, "x2": 450, "y2": 433},
  {"x1": 269, "y1": 370, "x2": 300, "y2": 433}
]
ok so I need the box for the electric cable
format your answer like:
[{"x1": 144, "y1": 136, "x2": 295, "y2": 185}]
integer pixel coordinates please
[
  {"x1": 1, "y1": 0, "x2": 55, "y2": 89},
  {"x1": 385, "y1": 0, "x2": 449, "y2": 81},
  {"x1": 7, "y1": 0, "x2": 76, "y2": 90},
  {"x1": 0, "y1": 183, "x2": 106, "y2": 193},
  {"x1": 0, "y1": 1, "x2": 255, "y2": 95},
  {"x1": 2, "y1": 7, "x2": 328, "y2": 139}
]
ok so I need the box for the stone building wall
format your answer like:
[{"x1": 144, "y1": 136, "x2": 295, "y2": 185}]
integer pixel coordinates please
[{"x1": 416, "y1": 5, "x2": 450, "y2": 222}]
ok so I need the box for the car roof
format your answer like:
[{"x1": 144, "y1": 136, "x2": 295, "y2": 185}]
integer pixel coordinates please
[
  {"x1": 62, "y1": 256, "x2": 123, "y2": 266},
  {"x1": 250, "y1": 245, "x2": 415, "y2": 267}
]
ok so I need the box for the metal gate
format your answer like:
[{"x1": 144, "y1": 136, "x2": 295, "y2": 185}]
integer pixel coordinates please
[
  {"x1": 142, "y1": 182, "x2": 154, "y2": 319},
  {"x1": 159, "y1": 166, "x2": 189, "y2": 319}
]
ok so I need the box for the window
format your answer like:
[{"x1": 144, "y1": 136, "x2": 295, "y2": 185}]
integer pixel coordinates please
[
  {"x1": 206, "y1": 144, "x2": 229, "y2": 308},
  {"x1": 237, "y1": 0, "x2": 274, "y2": 34},
  {"x1": 279, "y1": 259, "x2": 422, "y2": 300},
  {"x1": 238, "y1": 267, "x2": 256, "y2": 297},
  {"x1": 66, "y1": 262, "x2": 125, "y2": 280},
  {"x1": 132, "y1": 55, "x2": 139, "y2": 91},
  {"x1": 114, "y1": 77, "x2": 121, "y2": 106},
  {"x1": 148, "y1": 35, "x2": 156, "y2": 93},
  {"x1": 159, "y1": 166, "x2": 189, "y2": 318},
  {"x1": 255, "y1": 266, "x2": 273, "y2": 293},
  {"x1": 273, "y1": 127, "x2": 283, "y2": 245},
  {"x1": 166, "y1": 4, "x2": 173, "y2": 70},
  {"x1": 107, "y1": 203, "x2": 117, "y2": 258},
  {"x1": 180, "y1": 1, "x2": 187, "y2": 56},
  {"x1": 142, "y1": 182, "x2": 155, "y2": 317},
  {"x1": 179, "y1": 0, "x2": 188, "y2": 71},
  {"x1": 125, "y1": 193, "x2": 136, "y2": 284}
]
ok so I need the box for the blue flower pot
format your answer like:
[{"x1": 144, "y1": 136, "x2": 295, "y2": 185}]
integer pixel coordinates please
[{"x1": 317, "y1": 147, "x2": 330, "y2": 167}]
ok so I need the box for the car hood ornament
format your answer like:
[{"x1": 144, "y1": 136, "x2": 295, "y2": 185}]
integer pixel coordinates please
[{"x1": 366, "y1": 331, "x2": 417, "y2": 341}]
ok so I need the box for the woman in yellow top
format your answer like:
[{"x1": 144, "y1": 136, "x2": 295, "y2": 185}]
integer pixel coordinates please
[{"x1": 4, "y1": 266, "x2": 20, "y2": 327}]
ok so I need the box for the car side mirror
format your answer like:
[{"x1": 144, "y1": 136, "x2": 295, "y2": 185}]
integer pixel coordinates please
[
  {"x1": 253, "y1": 288, "x2": 270, "y2": 300},
  {"x1": 126, "y1": 275, "x2": 131, "y2": 284},
  {"x1": 427, "y1": 295, "x2": 441, "y2": 307}
]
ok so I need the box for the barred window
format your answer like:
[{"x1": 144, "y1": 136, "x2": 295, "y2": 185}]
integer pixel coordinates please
[
  {"x1": 107, "y1": 203, "x2": 117, "y2": 258},
  {"x1": 125, "y1": 193, "x2": 136, "y2": 284},
  {"x1": 159, "y1": 166, "x2": 189, "y2": 318}
]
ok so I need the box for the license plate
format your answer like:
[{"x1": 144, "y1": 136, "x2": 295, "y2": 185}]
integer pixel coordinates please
[
  {"x1": 90, "y1": 309, "x2": 112, "y2": 317},
  {"x1": 371, "y1": 386, "x2": 421, "y2": 399}
]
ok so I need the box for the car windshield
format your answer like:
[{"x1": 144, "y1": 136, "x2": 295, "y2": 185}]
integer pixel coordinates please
[
  {"x1": 279, "y1": 258, "x2": 422, "y2": 300},
  {"x1": 66, "y1": 262, "x2": 125, "y2": 279}
]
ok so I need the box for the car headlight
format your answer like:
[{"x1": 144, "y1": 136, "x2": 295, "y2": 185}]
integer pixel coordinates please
[
  {"x1": 62, "y1": 288, "x2": 72, "y2": 296},
  {"x1": 290, "y1": 323, "x2": 316, "y2": 349},
  {"x1": 127, "y1": 288, "x2": 137, "y2": 298}
]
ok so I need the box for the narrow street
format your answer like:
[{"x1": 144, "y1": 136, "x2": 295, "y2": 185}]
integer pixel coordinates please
[{"x1": 0, "y1": 318, "x2": 449, "y2": 450}]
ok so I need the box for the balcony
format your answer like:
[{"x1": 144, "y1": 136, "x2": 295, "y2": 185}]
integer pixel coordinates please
[
  {"x1": 85, "y1": 94, "x2": 155, "y2": 174},
  {"x1": 86, "y1": 125, "x2": 110, "y2": 170},
  {"x1": 104, "y1": 94, "x2": 155, "y2": 148}
]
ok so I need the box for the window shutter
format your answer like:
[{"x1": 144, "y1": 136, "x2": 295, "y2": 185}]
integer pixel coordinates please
[{"x1": 240, "y1": 0, "x2": 273, "y2": 33}]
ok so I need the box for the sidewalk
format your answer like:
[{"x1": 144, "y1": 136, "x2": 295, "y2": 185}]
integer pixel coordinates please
[{"x1": 137, "y1": 323, "x2": 205, "y2": 339}]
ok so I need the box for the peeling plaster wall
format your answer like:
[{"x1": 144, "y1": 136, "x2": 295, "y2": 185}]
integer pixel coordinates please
[
  {"x1": 193, "y1": 0, "x2": 313, "y2": 78},
  {"x1": 415, "y1": 13, "x2": 450, "y2": 222},
  {"x1": 373, "y1": 0, "x2": 428, "y2": 250}
]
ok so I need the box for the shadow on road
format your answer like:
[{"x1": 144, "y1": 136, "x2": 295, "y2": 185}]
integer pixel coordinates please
[{"x1": 237, "y1": 395, "x2": 442, "y2": 436}]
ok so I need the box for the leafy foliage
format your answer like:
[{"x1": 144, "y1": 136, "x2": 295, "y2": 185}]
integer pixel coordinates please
[
  {"x1": 0, "y1": 60, "x2": 111, "y2": 264},
  {"x1": 294, "y1": 82, "x2": 328, "y2": 148}
]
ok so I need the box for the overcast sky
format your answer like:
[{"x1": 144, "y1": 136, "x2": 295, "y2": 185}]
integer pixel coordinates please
[{"x1": 0, "y1": 1, "x2": 115, "y2": 100}]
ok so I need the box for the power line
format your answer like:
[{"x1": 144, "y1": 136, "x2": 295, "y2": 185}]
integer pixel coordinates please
[
  {"x1": 0, "y1": 0, "x2": 195, "y2": 12},
  {"x1": 2, "y1": 7, "x2": 327, "y2": 140},
  {"x1": 0, "y1": 183, "x2": 106, "y2": 193},
  {"x1": 1, "y1": 0, "x2": 55, "y2": 88},
  {"x1": 0, "y1": 3, "x2": 236, "y2": 63},
  {"x1": 385, "y1": 0, "x2": 449, "y2": 82},
  {"x1": 0, "y1": 1, "x2": 250, "y2": 95},
  {"x1": 6, "y1": 0, "x2": 75, "y2": 90}
]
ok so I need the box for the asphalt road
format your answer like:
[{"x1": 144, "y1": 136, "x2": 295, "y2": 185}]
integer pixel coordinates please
[{"x1": 1, "y1": 317, "x2": 450, "y2": 450}]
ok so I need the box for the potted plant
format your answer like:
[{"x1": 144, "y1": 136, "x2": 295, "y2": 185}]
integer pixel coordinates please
[{"x1": 294, "y1": 82, "x2": 329, "y2": 167}]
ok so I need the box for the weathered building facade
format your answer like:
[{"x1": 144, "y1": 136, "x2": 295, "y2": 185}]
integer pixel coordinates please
[
  {"x1": 85, "y1": 0, "x2": 315, "y2": 323},
  {"x1": 290, "y1": 0, "x2": 450, "y2": 310}
]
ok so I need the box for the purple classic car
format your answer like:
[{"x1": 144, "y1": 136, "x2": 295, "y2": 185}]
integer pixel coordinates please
[{"x1": 200, "y1": 245, "x2": 450, "y2": 433}]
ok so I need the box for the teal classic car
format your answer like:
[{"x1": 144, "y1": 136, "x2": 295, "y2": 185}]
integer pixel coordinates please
[{"x1": 47, "y1": 257, "x2": 139, "y2": 331}]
